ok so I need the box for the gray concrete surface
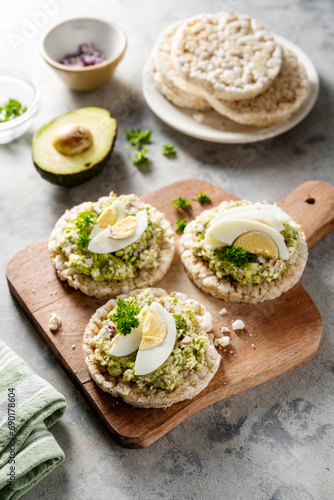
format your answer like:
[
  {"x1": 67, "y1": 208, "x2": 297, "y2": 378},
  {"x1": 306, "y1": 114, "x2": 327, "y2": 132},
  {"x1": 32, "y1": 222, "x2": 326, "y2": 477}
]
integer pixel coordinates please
[{"x1": 0, "y1": 1, "x2": 333, "y2": 499}]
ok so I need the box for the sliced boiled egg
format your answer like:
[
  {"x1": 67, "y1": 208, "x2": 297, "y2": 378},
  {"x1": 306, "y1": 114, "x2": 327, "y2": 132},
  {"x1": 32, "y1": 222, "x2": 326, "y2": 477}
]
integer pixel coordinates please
[
  {"x1": 109, "y1": 307, "x2": 147, "y2": 357},
  {"x1": 109, "y1": 216, "x2": 137, "y2": 240},
  {"x1": 204, "y1": 218, "x2": 289, "y2": 259},
  {"x1": 212, "y1": 209, "x2": 284, "y2": 232},
  {"x1": 135, "y1": 302, "x2": 177, "y2": 376},
  {"x1": 90, "y1": 200, "x2": 127, "y2": 240},
  {"x1": 233, "y1": 231, "x2": 279, "y2": 259},
  {"x1": 88, "y1": 209, "x2": 148, "y2": 254}
]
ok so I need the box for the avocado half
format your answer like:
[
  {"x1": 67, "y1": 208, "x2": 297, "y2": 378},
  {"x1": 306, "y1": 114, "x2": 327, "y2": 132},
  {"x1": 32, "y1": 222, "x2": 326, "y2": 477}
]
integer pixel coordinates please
[{"x1": 32, "y1": 107, "x2": 117, "y2": 187}]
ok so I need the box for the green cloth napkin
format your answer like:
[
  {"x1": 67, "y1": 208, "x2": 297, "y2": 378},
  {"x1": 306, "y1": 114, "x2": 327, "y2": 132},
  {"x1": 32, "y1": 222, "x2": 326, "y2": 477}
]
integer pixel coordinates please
[{"x1": 0, "y1": 339, "x2": 66, "y2": 499}]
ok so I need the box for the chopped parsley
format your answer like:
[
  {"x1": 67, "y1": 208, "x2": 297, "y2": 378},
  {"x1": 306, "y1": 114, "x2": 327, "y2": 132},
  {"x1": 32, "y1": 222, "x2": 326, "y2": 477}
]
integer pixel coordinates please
[
  {"x1": 216, "y1": 246, "x2": 249, "y2": 268},
  {"x1": 0, "y1": 98, "x2": 27, "y2": 123},
  {"x1": 173, "y1": 313, "x2": 187, "y2": 335},
  {"x1": 133, "y1": 147, "x2": 149, "y2": 167},
  {"x1": 74, "y1": 209, "x2": 98, "y2": 249},
  {"x1": 125, "y1": 128, "x2": 151, "y2": 147},
  {"x1": 77, "y1": 231, "x2": 91, "y2": 249},
  {"x1": 171, "y1": 197, "x2": 191, "y2": 210},
  {"x1": 175, "y1": 219, "x2": 188, "y2": 233},
  {"x1": 112, "y1": 299, "x2": 140, "y2": 336},
  {"x1": 75, "y1": 210, "x2": 97, "y2": 229},
  {"x1": 192, "y1": 191, "x2": 211, "y2": 204},
  {"x1": 162, "y1": 144, "x2": 176, "y2": 156}
]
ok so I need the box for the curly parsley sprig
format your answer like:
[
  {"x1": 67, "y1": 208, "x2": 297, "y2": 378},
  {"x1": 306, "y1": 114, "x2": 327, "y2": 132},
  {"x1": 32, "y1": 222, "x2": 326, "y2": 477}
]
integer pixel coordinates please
[
  {"x1": 217, "y1": 246, "x2": 249, "y2": 268},
  {"x1": 162, "y1": 144, "x2": 176, "y2": 157},
  {"x1": 125, "y1": 128, "x2": 151, "y2": 147},
  {"x1": 175, "y1": 219, "x2": 188, "y2": 233},
  {"x1": 74, "y1": 209, "x2": 98, "y2": 249},
  {"x1": 192, "y1": 191, "x2": 211, "y2": 204},
  {"x1": 112, "y1": 299, "x2": 140, "y2": 336},
  {"x1": 171, "y1": 197, "x2": 191, "y2": 210}
]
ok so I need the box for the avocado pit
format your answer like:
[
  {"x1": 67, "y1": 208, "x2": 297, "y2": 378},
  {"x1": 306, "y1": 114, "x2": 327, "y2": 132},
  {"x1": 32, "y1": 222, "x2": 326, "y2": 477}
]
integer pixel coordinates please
[{"x1": 53, "y1": 124, "x2": 93, "y2": 156}]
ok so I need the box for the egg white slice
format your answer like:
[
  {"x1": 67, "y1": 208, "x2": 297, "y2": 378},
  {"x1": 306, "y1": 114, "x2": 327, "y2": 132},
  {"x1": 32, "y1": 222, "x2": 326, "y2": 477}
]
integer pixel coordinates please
[
  {"x1": 135, "y1": 302, "x2": 177, "y2": 376},
  {"x1": 205, "y1": 218, "x2": 289, "y2": 259},
  {"x1": 90, "y1": 200, "x2": 127, "y2": 241},
  {"x1": 109, "y1": 307, "x2": 148, "y2": 357},
  {"x1": 211, "y1": 209, "x2": 284, "y2": 232},
  {"x1": 88, "y1": 209, "x2": 148, "y2": 254},
  {"x1": 253, "y1": 203, "x2": 291, "y2": 222}
]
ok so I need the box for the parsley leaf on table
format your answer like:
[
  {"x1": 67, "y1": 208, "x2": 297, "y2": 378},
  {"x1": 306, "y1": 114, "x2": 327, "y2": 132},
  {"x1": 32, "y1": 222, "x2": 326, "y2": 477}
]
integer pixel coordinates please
[
  {"x1": 192, "y1": 191, "x2": 211, "y2": 204},
  {"x1": 170, "y1": 197, "x2": 191, "y2": 210},
  {"x1": 175, "y1": 219, "x2": 188, "y2": 233},
  {"x1": 162, "y1": 144, "x2": 176, "y2": 156},
  {"x1": 133, "y1": 147, "x2": 149, "y2": 167},
  {"x1": 112, "y1": 299, "x2": 140, "y2": 336},
  {"x1": 125, "y1": 128, "x2": 151, "y2": 147}
]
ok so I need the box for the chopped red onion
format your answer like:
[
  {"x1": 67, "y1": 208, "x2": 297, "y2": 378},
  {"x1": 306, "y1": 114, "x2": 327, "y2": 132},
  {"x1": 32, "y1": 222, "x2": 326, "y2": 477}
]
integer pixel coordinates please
[
  {"x1": 98, "y1": 337, "x2": 103, "y2": 344},
  {"x1": 196, "y1": 223, "x2": 205, "y2": 233},
  {"x1": 92, "y1": 208, "x2": 99, "y2": 214},
  {"x1": 149, "y1": 237, "x2": 156, "y2": 244},
  {"x1": 134, "y1": 248, "x2": 141, "y2": 256},
  {"x1": 85, "y1": 257, "x2": 93, "y2": 265},
  {"x1": 257, "y1": 256, "x2": 266, "y2": 265},
  {"x1": 179, "y1": 334, "x2": 185, "y2": 341},
  {"x1": 108, "y1": 325, "x2": 116, "y2": 332},
  {"x1": 59, "y1": 43, "x2": 106, "y2": 67},
  {"x1": 106, "y1": 225, "x2": 117, "y2": 238}
]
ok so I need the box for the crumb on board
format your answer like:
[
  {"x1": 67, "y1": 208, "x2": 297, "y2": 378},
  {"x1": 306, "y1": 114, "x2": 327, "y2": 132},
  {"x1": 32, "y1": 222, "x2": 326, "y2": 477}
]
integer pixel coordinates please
[
  {"x1": 219, "y1": 308, "x2": 227, "y2": 315},
  {"x1": 214, "y1": 336, "x2": 230, "y2": 348},
  {"x1": 221, "y1": 326, "x2": 229, "y2": 333},
  {"x1": 49, "y1": 313, "x2": 61, "y2": 332},
  {"x1": 251, "y1": 343, "x2": 256, "y2": 349},
  {"x1": 71, "y1": 344, "x2": 76, "y2": 349},
  {"x1": 232, "y1": 319, "x2": 245, "y2": 331},
  {"x1": 31, "y1": 289, "x2": 35, "y2": 293}
]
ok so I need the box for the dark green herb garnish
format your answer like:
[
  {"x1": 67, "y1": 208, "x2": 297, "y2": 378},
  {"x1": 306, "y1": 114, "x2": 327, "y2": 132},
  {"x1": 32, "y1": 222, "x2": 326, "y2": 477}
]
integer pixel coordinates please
[
  {"x1": 175, "y1": 219, "x2": 188, "y2": 233},
  {"x1": 125, "y1": 128, "x2": 151, "y2": 147},
  {"x1": 133, "y1": 147, "x2": 149, "y2": 167},
  {"x1": 112, "y1": 299, "x2": 140, "y2": 336},
  {"x1": 216, "y1": 246, "x2": 249, "y2": 268},
  {"x1": 162, "y1": 144, "x2": 176, "y2": 156},
  {"x1": 74, "y1": 209, "x2": 98, "y2": 249},
  {"x1": 171, "y1": 197, "x2": 191, "y2": 210},
  {"x1": 0, "y1": 98, "x2": 27, "y2": 123},
  {"x1": 84, "y1": 162, "x2": 92, "y2": 167},
  {"x1": 192, "y1": 191, "x2": 211, "y2": 204}
]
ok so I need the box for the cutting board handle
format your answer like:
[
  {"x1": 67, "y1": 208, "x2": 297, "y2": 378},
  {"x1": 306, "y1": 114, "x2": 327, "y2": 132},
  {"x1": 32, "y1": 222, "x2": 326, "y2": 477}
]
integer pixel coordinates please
[{"x1": 279, "y1": 180, "x2": 334, "y2": 248}]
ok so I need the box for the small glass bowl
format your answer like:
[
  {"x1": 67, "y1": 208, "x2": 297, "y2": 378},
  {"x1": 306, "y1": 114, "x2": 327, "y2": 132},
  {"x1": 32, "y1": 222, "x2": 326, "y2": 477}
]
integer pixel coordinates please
[{"x1": 0, "y1": 69, "x2": 40, "y2": 144}]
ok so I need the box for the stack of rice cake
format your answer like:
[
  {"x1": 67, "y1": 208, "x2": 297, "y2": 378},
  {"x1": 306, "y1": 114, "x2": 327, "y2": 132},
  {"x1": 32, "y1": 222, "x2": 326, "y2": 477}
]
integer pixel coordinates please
[{"x1": 150, "y1": 12, "x2": 309, "y2": 127}]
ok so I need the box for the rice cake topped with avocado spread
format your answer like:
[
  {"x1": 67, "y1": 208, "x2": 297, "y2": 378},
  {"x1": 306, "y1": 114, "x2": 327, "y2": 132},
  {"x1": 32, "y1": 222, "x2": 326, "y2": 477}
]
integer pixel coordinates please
[
  {"x1": 180, "y1": 200, "x2": 308, "y2": 303},
  {"x1": 49, "y1": 193, "x2": 175, "y2": 299},
  {"x1": 83, "y1": 287, "x2": 221, "y2": 408}
]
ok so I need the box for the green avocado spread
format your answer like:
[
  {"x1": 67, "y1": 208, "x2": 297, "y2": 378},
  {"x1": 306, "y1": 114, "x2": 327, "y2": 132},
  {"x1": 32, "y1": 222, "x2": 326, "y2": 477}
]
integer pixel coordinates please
[
  {"x1": 192, "y1": 200, "x2": 302, "y2": 286},
  {"x1": 53, "y1": 194, "x2": 164, "y2": 281},
  {"x1": 92, "y1": 289, "x2": 208, "y2": 391}
]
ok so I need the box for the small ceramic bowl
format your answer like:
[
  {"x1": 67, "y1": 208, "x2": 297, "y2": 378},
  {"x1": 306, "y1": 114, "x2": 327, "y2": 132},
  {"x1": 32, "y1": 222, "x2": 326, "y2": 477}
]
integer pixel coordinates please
[
  {"x1": 40, "y1": 17, "x2": 127, "y2": 92},
  {"x1": 0, "y1": 68, "x2": 40, "y2": 144}
]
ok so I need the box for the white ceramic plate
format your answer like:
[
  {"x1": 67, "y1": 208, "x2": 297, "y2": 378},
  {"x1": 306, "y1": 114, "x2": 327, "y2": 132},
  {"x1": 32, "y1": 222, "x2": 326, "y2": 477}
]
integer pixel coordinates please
[{"x1": 142, "y1": 34, "x2": 319, "y2": 144}]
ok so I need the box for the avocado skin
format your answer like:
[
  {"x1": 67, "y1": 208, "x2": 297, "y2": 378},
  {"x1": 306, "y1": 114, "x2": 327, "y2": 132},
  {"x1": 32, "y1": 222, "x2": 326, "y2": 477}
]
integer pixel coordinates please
[{"x1": 33, "y1": 132, "x2": 116, "y2": 188}]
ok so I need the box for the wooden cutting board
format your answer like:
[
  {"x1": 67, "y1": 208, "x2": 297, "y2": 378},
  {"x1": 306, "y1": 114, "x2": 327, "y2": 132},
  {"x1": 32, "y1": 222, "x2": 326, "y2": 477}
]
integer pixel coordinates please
[{"x1": 6, "y1": 180, "x2": 334, "y2": 448}]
